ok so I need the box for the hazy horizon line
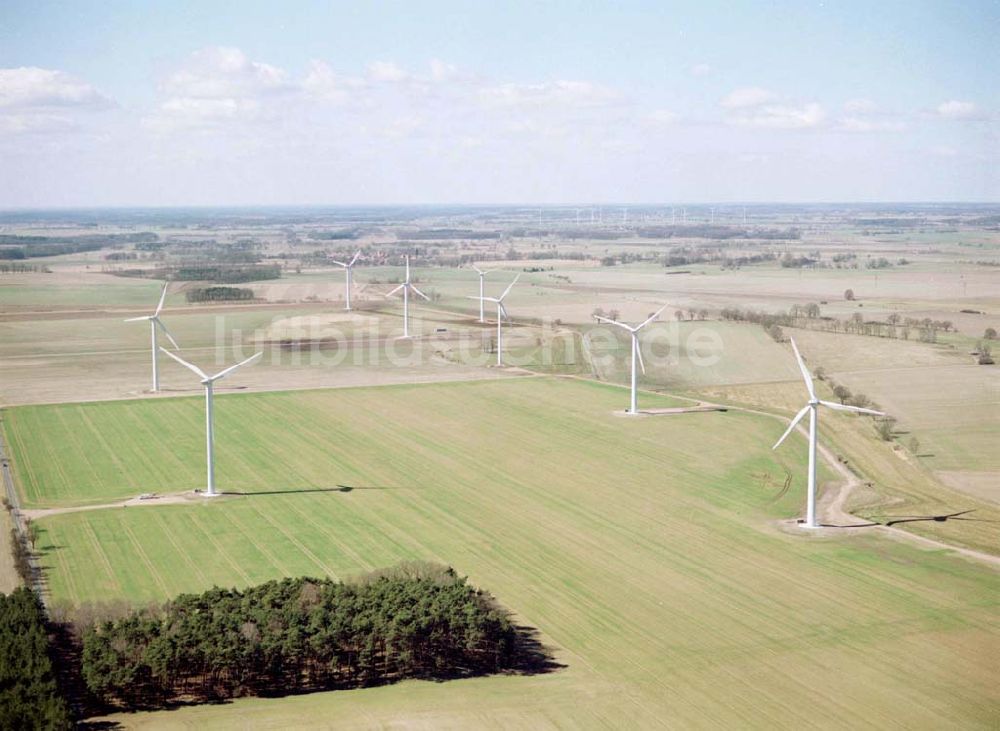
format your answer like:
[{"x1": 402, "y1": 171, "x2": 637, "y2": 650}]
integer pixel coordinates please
[{"x1": 1, "y1": 200, "x2": 998, "y2": 213}]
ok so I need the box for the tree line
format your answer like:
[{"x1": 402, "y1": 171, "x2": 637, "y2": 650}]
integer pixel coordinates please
[
  {"x1": 80, "y1": 563, "x2": 535, "y2": 710},
  {"x1": 720, "y1": 304, "x2": 957, "y2": 344},
  {"x1": 111, "y1": 263, "x2": 282, "y2": 283},
  {"x1": 0, "y1": 262, "x2": 51, "y2": 273},
  {"x1": 0, "y1": 588, "x2": 72, "y2": 729},
  {"x1": 0, "y1": 232, "x2": 156, "y2": 260},
  {"x1": 185, "y1": 286, "x2": 257, "y2": 303}
]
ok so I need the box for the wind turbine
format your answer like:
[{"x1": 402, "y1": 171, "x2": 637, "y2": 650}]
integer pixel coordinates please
[
  {"x1": 159, "y1": 348, "x2": 263, "y2": 497},
  {"x1": 124, "y1": 282, "x2": 179, "y2": 392},
  {"x1": 773, "y1": 338, "x2": 884, "y2": 528},
  {"x1": 330, "y1": 250, "x2": 361, "y2": 311},
  {"x1": 386, "y1": 256, "x2": 429, "y2": 338},
  {"x1": 468, "y1": 274, "x2": 520, "y2": 366},
  {"x1": 470, "y1": 265, "x2": 496, "y2": 323},
  {"x1": 592, "y1": 305, "x2": 668, "y2": 414}
]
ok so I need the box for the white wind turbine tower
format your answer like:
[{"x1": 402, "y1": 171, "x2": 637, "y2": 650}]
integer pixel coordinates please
[
  {"x1": 470, "y1": 265, "x2": 496, "y2": 323},
  {"x1": 468, "y1": 274, "x2": 520, "y2": 366},
  {"x1": 593, "y1": 305, "x2": 668, "y2": 414},
  {"x1": 159, "y1": 348, "x2": 263, "y2": 497},
  {"x1": 330, "y1": 250, "x2": 361, "y2": 311},
  {"x1": 386, "y1": 256, "x2": 429, "y2": 338},
  {"x1": 124, "y1": 282, "x2": 179, "y2": 393},
  {"x1": 773, "y1": 338, "x2": 884, "y2": 528}
]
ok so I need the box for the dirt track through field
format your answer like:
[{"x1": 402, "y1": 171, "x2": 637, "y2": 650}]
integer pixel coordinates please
[{"x1": 21, "y1": 491, "x2": 202, "y2": 519}]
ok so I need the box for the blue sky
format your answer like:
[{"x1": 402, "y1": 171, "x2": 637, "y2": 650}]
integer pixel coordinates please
[{"x1": 0, "y1": 0, "x2": 996, "y2": 206}]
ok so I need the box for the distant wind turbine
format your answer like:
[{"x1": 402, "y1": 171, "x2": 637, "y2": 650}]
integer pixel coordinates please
[
  {"x1": 470, "y1": 265, "x2": 496, "y2": 323},
  {"x1": 160, "y1": 348, "x2": 263, "y2": 497},
  {"x1": 386, "y1": 256, "x2": 429, "y2": 338},
  {"x1": 773, "y1": 338, "x2": 884, "y2": 528},
  {"x1": 124, "y1": 282, "x2": 179, "y2": 392},
  {"x1": 330, "y1": 250, "x2": 361, "y2": 310},
  {"x1": 468, "y1": 274, "x2": 520, "y2": 366},
  {"x1": 593, "y1": 305, "x2": 668, "y2": 414}
]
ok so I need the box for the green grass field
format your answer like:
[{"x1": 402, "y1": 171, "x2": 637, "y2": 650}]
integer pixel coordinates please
[{"x1": 4, "y1": 377, "x2": 998, "y2": 727}]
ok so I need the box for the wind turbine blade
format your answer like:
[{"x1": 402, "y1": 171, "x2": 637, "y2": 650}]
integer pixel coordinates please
[
  {"x1": 405, "y1": 256, "x2": 410, "y2": 282},
  {"x1": 498, "y1": 273, "x2": 521, "y2": 302},
  {"x1": 593, "y1": 315, "x2": 632, "y2": 331},
  {"x1": 790, "y1": 338, "x2": 815, "y2": 400},
  {"x1": 154, "y1": 282, "x2": 169, "y2": 316},
  {"x1": 208, "y1": 351, "x2": 263, "y2": 382},
  {"x1": 349, "y1": 250, "x2": 361, "y2": 267},
  {"x1": 410, "y1": 285, "x2": 431, "y2": 301},
  {"x1": 819, "y1": 400, "x2": 885, "y2": 417},
  {"x1": 472, "y1": 265, "x2": 483, "y2": 275},
  {"x1": 635, "y1": 304, "x2": 669, "y2": 332},
  {"x1": 635, "y1": 337, "x2": 646, "y2": 374},
  {"x1": 155, "y1": 318, "x2": 180, "y2": 349},
  {"x1": 498, "y1": 302, "x2": 509, "y2": 321},
  {"x1": 466, "y1": 295, "x2": 487, "y2": 301},
  {"x1": 773, "y1": 405, "x2": 810, "y2": 450},
  {"x1": 159, "y1": 347, "x2": 209, "y2": 380},
  {"x1": 386, "y1": 283, "x2": 405, "y2": 297},
  {"x1": 124, "y1": 315, "x2": 153, "y2": 322},
  {"x1": 330, "y1": 259, "x2": 347, "y2": 268}
]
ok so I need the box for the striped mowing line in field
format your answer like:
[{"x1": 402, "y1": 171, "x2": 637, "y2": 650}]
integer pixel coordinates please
[
  {"x1": 149, "y1": 510, "x2": 210, "y2": 588},
  {"x1": 120, "y1": 522, "x2": 173, "y2": 598},
  {"x1": 278, "y1": 494, "x2": 375, "y2": 572},
  {"x1": 186, "y1": 511, "x2": 254, "y2": 586},
  {"x1": 80, "y1": 520, "x2": 124, "y2": 595},
  {"x1": 76, "y1": 407, "x2": 132, "y2": 491},
  {"x1": 241, "y1": 498, "x2": 339, "y2": 579},
  {"x1": 221, "y1": 506, "x2": 300, "y2": 578},
  {"x1": 3, "y1": 413, "x2": 41, "y2": 504}
]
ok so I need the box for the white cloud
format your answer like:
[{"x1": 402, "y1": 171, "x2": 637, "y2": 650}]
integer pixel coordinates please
[
  {"x1": 162, "y1": 47, "x2": 289, "y2": 99},
  {"x1": 145, "y1": 47, "x2": 293, "y2": 132},
  {"x1": 0, "y1": 112, "x2": 80, "y2": 135},
  {"x1": 729, "y1": 102, "x2": 825, "y2": 129},
  {"x1": 0, "y1": 67, "x2": 112, "y2": 134},
  {"x1": 689, "y1": 63, "x2": 712, "y2": 78},
  {"x1": 479, "y1": 80, "x2": 621, "y2": 109},
  {"x1": 302, "y1": 61, "x2": 366, "y2": 103},
  {"x1": 0, "y1": 67, "x2": 112, "y2": 110},
  {"x1": 720, "y1": 87, "x2": 823, "y2": 129},
  {"x1": 837, "y1": 116, "x2": 904, "y2": 133},
  {"x1": 429, "y1": 59, "x2": 461, "y2": 83},
  {"x1": 843, "y1": 98, "x2": 878, "y2": 114},
  {"x1": 720, "y1": 87, "x2": 777, "y2": 109},
  {"x1": 367, "y1": 61, "x2": 410, "y2": 83},
  {"x1": 936, "y1": 100, "x2": 980, "y2": 120},
  {"x1": 835, "y1": 99, "x2": 905, "y2": 132}
]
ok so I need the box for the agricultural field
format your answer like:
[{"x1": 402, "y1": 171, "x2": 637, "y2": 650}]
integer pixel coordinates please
[
  {"x1": 1, "y1": 206, "x2": 998, "y2": 728},
  {"x1": 5, "y1": 377, "x2": 995, "y2": 727},
  {"x1": 586, "y1": 319, "x2": 802, "y2": 389},
  {"x1": 787, "y1": 329, "x2": 1000, "y2": 503}
]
